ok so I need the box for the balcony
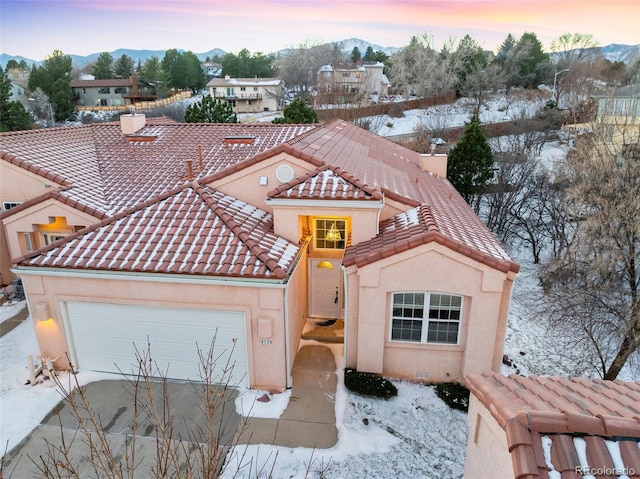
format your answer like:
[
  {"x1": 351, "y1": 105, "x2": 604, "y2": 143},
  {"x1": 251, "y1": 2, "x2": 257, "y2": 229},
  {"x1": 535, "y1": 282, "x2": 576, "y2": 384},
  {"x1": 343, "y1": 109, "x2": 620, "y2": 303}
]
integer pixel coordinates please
[{"x1": 212, "y1": 92, "x2": 263, "y2": 101}]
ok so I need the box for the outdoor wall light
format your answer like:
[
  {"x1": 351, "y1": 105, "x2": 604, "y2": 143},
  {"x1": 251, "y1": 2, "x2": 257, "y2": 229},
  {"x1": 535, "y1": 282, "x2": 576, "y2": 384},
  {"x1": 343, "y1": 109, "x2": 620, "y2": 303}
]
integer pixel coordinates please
[
  {"x1": 317, "y1": 260, "x2": 334, "y2": 269},
  {"x1": 34, "y1": 302, "x2": 52, "y2": 322}
]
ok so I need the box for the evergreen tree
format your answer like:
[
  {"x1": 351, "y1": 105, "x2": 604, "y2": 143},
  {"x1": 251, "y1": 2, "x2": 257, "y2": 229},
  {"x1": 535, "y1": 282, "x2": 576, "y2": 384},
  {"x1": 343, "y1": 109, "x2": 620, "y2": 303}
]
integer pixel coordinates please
[
  {"x1": 27, "y1": 50, "x2": 75, "y2": 122},
  {"x1": 272, "y1": 97, "x2": 318, "y2": 124},
  {"x1": 0, "y1": 66, "x2": 31, "y2": 131},
  {"x1": 93, "y1": 52, "x2": 114, "y2": 79},
  {"x1": 516, "y1": 32, "x2": 552, "y2": 87},
  {"x1": 162, "y1": 49, "x2": 206, "y2": 92},
  {"x1": 351, "y1": 46, "x2": 362, "y2": 64},
  {"x1": 113, "y1": 53, "x2": 135, "y2": 78},
  {"x1": 139, "y1": 56, "x2": 169, "y2": 97},
  {"x1": 447, "y1": 113, "x2": 494, "y2": 204},
  {"x1": 495, "y1": 34, "x2": 516, "y2": 64},
  {"x1": 363, "y1": 46, "x2": 375, "y2": 61},
  {"x1": 221, "y1": 49, "x2": 275, "y2": 78},
  {"x1": 184, "y1": 95, "x2": 238, "y2": 123}
]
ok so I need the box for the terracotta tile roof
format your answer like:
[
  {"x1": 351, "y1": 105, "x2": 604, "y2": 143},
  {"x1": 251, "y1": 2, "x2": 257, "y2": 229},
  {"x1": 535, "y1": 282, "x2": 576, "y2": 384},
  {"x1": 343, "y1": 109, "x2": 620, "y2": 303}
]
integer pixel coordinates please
[
  {"x1": 0, "y1": 120, "x2": 315, "y2": 216},
  {"x1": 466, "y1": 372, "x2": 640, "y2": 479},
  {"x1": 16, "y1": 183, "x2": 299, "y2": 279},
  {"x1": 267, "y1": 164, "x2": 383, "y2": 201},
  {"x1": 1, "y1": 118, "x2": 517, "y2": 274}
]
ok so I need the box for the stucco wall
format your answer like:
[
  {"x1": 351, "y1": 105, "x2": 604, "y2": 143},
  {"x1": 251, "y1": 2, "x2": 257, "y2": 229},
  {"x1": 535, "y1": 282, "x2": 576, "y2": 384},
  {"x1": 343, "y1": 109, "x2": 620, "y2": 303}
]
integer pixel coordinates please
[
  {"x1": 19, "y1": 271, "x2": 292, "y2": 390},
  {"x1": 209, "y1": 153, "x2": 315, "y2": 220},
  {"x1": 3, "y1": 201, "x2": 97, "y2": 261},
  {"x1": 0, "y1": 163, "x2": 68, "y2": 280},
  {"x1": 346, "y1": 242, "x2": 514, "y2": 383},
  {"x1": 464, "y1": 395, "x2": 514, "y2": 478},
  {"x1": 286, "y1": 247, "x2": 309, "y2": 384}
]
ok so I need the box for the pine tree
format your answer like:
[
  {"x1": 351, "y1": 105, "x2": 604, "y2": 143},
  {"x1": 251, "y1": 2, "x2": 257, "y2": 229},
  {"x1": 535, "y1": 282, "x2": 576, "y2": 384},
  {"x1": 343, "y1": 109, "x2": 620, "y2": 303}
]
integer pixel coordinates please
[
  {"x1": 184, "y1": 95, "x2": 238, "y2": 123},
  {"x1": 113, "y1": 54, "x2": 135, "y2": 78},
  {"x1": 0, "y1": 66, "x2": 32, "y2": 131},
  {"x1": 351, "y1": 46, "x2": 362, "y2": 64},
  {"x1": 27, "y1": 50, "x2": 75, "y2": 122},
  {"x1": 92, "y1": 52, "x2": 114, "y2": 79},
  {"x1": 272, "y1": 97, "x2": 318, "y2": 124},
  {"x1": 446, "y1": 113, "x2": 494, "y2": 204}
]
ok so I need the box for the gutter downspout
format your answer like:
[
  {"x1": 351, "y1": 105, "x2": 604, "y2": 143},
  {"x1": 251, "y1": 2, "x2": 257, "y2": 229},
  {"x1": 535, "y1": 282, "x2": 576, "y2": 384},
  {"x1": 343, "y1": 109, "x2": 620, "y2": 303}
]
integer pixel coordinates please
[{"x1": 341, "y1": 263, "x2": 348, "y2": 371}]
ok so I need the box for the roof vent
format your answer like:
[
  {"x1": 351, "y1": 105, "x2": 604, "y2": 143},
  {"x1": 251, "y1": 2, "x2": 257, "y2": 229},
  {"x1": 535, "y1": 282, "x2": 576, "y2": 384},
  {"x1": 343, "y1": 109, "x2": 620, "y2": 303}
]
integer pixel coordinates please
[
  {"x1": 224, "y1": 135, "x2": 255, "y2": 145},
  {"x1": 275, "y1": 164, "x2": 295, "y2": 183}
]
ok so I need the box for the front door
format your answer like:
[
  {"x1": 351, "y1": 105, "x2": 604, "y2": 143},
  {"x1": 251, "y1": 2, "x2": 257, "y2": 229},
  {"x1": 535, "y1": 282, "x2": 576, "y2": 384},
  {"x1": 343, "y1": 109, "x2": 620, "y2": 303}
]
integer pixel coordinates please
[{"x1": 309, "y1": 258, "x2": 341, "y2": 318}]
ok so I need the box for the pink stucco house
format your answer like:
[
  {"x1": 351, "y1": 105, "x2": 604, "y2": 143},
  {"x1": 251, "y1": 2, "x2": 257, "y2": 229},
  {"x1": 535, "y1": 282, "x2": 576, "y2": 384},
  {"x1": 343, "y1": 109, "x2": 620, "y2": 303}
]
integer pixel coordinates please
[{"x1": 0, "y1": 114, "x2": 518, "y2": 390}]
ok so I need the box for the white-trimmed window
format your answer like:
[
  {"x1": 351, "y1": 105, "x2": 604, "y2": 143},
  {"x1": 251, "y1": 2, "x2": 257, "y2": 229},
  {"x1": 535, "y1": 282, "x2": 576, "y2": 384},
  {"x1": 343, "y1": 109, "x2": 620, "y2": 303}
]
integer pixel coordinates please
[
  {"x1": 2, "y1": 202, "x2": 21, "y2": 211},
  {"x1": 391, "y1": 292, "x2": 462, "y2": 344},
  {"x1": 23, "y1": 233, "x2": 33, "y2": 251},
  {"x1": 314, "y1": 218, "x2": 346, "y2": 250},
  {"x1": 42, "y1": 232, "x2": 67, "y2": 246}
]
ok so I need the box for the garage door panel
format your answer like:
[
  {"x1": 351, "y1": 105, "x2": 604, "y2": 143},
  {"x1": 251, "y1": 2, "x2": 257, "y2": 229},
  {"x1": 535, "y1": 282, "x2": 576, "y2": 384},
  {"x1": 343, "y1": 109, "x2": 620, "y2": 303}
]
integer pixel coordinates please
[{"x1": 65, "y1": 302, "x2": 248, "y2": 386}]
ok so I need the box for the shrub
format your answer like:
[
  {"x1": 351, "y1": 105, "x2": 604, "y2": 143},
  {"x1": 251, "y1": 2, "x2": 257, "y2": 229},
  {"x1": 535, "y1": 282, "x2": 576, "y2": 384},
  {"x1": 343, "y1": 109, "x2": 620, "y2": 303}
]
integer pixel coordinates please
[
  {"x1": 434, "y1": 382, "x2": 470, "y2": 412},
  {"x1": 344, "y1": 368, "x2": 398, "y2": 399}
]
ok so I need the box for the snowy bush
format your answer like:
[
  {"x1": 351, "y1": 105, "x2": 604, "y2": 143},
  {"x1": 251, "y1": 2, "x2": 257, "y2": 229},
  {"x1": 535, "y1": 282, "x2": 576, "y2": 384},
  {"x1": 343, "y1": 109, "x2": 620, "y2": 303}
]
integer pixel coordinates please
[
  {"x1": 344, "y1": 368, "x2": 398, "y2": 399},
  {"x1": 434, "y1": 382, "x2": 470, "y2": 412}
]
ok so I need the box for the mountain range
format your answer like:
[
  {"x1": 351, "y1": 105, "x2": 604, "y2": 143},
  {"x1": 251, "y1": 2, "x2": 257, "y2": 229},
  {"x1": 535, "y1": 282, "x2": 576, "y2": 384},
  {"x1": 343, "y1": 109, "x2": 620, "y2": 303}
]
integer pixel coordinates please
[{"x1": 1, "y1": 38, "x2": 638, "y2": 69}]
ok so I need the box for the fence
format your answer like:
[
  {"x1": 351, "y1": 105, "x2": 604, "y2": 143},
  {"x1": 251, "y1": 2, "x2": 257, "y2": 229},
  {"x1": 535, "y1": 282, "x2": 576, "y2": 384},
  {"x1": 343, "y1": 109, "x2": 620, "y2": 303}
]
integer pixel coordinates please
[
  {"x1": 315, "y1": 92, "x2": 457, "y2": 122},
  {"x1": 75, "y1": 91, "x2": 193, "y2": 113}
]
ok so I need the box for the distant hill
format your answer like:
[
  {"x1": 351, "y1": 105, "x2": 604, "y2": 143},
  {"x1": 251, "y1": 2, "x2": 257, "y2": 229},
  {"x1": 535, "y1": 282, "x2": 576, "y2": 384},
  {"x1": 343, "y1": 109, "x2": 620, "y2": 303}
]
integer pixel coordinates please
[
  {"x1": 1, "y1": 47, "x2": 228, "y2": 69},
  {"x1": 2, "y1": 40, "x2": 638, "y2": 69},
  {"x1": 332, "y1": 37, "x2": 401, "y2": 57}
]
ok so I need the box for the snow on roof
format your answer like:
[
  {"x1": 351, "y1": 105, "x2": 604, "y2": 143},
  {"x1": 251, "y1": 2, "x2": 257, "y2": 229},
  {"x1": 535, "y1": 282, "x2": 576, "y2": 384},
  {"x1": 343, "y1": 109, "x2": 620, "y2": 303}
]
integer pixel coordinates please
[
  {"x1": 206, "y1": 77, "x2": 283, "y2": 87},
  {"x1": 16, "y1": 184, "x2": 299, "y2": 279}
]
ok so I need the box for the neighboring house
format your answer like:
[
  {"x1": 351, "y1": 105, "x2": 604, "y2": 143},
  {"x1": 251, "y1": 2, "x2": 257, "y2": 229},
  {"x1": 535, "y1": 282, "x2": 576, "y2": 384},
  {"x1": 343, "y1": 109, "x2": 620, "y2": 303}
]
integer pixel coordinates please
[
  {"x1": 8, "y1": 82, "x2": 25, "y2": 102},
  {"x1": 206, "y1": 76, "x2": 283, "y2": 113},
  {"x1": 464, "y1": 372, "x2": 640, "y2": 478},
  {"x1": 0, "y1": 114, "x2": 518, "y2": 391},
  {"x1": 317, "y1": 62, "x2": 390, "y2": 104},
  {"x1": 70, "y1": 76, "x2": 157, "y2": 107},
  {"x1": 565, "y1": 85, "x2": 640, "y2": 150},
  {"x1": 202, "y1": 61, "x2": 222, "y2": 80}
]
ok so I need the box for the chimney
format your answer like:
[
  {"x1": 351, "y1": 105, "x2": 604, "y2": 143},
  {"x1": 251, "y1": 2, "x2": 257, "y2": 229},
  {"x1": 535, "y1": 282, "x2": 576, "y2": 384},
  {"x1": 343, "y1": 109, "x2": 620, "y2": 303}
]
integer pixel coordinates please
[
  {"x1": 120, "y1": 109, "x2": 146, "y2": 135},
  {"x1": 419, "y1": 147, "x2": 448, "y2": 178}
]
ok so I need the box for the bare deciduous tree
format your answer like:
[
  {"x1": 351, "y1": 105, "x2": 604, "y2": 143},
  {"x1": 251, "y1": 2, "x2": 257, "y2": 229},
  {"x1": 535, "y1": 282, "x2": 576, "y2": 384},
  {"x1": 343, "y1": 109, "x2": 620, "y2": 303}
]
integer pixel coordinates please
[
  {"x1": 17, "y1": 339, "x2": 277, "y2": 479},
  {"x1": 540, "y1": 120, "x2": 640, "y2": 380}
]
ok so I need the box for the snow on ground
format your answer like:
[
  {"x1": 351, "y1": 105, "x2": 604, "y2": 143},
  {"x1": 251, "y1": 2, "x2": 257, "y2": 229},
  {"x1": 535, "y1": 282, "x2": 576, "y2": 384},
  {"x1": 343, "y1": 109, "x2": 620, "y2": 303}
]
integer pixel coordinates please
[
  {"x1": 2, "y1": 91, "x2": 636, "y2": 477},
  {"x1": 223, "y1": 342, "x2": 467, "y2": 479},
  {"x1": 0, "y1": 301, "x2": 124, "y2": 454}
]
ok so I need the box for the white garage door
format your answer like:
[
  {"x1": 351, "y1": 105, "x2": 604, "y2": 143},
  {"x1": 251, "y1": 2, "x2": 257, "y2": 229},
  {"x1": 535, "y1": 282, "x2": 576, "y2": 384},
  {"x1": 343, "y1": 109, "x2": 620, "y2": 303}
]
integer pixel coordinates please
[{"x1": 63, "y1": 302, "x2": 248, "y2": 387}]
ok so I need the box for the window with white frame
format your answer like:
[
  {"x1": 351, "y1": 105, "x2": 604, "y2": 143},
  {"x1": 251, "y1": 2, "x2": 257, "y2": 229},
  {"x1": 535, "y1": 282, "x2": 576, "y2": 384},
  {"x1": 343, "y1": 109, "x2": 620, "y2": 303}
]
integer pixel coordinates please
[
  {"x1": 23, "y1": 232, "x2": 33, "y2": 251},
  {"x1": 2, "y1": 202, "x2": 21, "y2": 211},
  {"x1": 42, "y1": 232, "x2": 67, "y2": 246},
  {"x1": 391, "y1": 292, "x2": 462, "y2": 344}
]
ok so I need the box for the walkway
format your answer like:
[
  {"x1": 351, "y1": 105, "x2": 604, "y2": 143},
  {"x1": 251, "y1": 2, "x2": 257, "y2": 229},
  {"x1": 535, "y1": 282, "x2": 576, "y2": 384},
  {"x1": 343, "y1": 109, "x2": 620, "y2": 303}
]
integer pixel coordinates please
[{"x1": 238, "y1": 344, "x2": 338, "y2": 448}]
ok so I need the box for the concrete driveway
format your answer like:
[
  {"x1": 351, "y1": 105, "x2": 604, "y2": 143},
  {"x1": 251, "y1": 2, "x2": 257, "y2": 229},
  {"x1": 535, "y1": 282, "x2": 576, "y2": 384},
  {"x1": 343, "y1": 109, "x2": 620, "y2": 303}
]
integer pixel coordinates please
[{"x1": 3, "y1": 379, "x2": 240, "y2": 478}]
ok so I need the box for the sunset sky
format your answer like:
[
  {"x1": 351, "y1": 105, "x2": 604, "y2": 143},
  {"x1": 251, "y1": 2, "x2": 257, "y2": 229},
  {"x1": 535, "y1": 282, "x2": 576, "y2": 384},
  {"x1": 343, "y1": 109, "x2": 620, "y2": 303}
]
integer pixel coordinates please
[{"x1": 1, "y1": 0, "x2": 638, "y2": 61}]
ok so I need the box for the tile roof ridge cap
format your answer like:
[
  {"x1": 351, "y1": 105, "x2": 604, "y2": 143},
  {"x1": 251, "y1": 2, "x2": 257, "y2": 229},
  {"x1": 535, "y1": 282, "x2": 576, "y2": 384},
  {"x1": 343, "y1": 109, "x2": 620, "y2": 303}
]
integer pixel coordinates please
[
  {"x1": 0, "y1": 189, "x2": 58, "y2": 220},
  {"x1": 197, "y1": 187, "x2": 288, "y2": 279},
  {"x1": 465, "y1": 372, "x2": 519, "y2": 429},
  {"x1": 380, "y1": 187, "x2": 421, "y2": 207},
  {"x1": 418, "y1": 205, "x2": 440, "y2": 232}
]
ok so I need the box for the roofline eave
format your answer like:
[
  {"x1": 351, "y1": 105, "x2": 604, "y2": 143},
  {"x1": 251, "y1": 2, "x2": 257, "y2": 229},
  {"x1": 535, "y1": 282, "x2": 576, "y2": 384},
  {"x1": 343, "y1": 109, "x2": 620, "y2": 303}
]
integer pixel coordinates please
[{"x1": 11, "y1": 266, "x2": 289, "y2": 288}]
